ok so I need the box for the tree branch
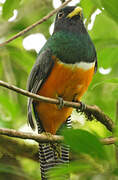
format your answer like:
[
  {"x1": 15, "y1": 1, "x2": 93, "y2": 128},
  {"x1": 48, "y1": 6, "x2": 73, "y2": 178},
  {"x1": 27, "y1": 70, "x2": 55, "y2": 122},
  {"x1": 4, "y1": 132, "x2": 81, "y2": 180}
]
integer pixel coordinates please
[
  {"x1": 101, "y1": 137, "x2": 118, "y2": 145},
  {"x1": 0, "y1": 0, "x2": 72, "y2": 47},
  {"x1": 84, "y1": 105, "x2": 114, "y2": 132},
  {"x1": 0, "y1": 134, "x2": 116, "y2": 165},
  {"x1": 0, "y1": 128, "x2": 63, "y2": 143},
  {"x1": 0, "y1": 128, "x2": 117, "y2": 147},
  {"x1": 115, "y1": 101, "x2": 118, "y2": 162},
  {"x1": 0, "y1": 135, "x2": 117, "y2": 166},
  {"x1": 0, "y1": 80, "x2": 82, "y2": 107},
  {"x1": 0, "y1": 80, "x2": 114, "y2": 132},
  {"x1": 0, "y1": 135, "x2": 116, "y2": 165}
]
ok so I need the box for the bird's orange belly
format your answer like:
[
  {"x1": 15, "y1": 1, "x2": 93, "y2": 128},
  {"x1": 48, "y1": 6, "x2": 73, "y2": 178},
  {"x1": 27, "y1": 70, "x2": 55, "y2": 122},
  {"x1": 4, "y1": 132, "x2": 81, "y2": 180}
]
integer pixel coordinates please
[{"x1": 35, "y1": 60, "x2": 95, "y2": 134}]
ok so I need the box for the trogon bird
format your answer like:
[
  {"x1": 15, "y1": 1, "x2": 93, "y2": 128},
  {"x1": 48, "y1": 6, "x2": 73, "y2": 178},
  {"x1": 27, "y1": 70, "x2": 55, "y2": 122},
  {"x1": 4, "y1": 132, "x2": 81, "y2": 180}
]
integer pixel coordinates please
[{"x1": 27, "y1": 6, "x2": 97, "y2": 180}]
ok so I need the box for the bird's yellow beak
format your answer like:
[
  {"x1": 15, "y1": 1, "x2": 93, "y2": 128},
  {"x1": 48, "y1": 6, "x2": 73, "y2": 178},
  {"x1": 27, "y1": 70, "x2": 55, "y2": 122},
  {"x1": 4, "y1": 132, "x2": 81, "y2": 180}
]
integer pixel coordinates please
[{"x1": 67, "y1": 7, "x2": 82, "y2": 18}]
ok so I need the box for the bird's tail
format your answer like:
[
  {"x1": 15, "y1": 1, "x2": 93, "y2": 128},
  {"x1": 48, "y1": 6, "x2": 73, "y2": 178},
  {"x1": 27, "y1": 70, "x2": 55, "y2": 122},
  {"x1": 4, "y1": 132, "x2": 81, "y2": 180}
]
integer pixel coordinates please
[{"x1": 38, "y1": 116, "x2": 71, "y2": 180}]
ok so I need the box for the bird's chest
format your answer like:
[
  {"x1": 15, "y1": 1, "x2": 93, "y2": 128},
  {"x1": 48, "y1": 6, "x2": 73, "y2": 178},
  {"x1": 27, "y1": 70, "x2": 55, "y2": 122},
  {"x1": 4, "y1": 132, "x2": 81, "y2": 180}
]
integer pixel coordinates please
[
  {"x1": 39, "y1": 60, "x2": 95, "y2": 101},
  {"x1": 36, "y1": 60, "x2": 95, "y2": 134}
]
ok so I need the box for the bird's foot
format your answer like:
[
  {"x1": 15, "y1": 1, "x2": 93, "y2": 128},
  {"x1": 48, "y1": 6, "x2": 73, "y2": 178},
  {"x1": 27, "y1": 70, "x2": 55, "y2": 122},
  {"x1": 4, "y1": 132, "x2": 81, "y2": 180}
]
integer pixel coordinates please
[
  {"x1": 51, "y1": 143, "x2": 61, "y2": 158},
  {"x1": 74, "y1": 100, "x2": 86, "y2": 113},
  {"x1": 41, "y1": 132, "x2": 52, "y2": 137},
  {"x1": 57, "y1": 96, "x2": 64, "y2": 109}
]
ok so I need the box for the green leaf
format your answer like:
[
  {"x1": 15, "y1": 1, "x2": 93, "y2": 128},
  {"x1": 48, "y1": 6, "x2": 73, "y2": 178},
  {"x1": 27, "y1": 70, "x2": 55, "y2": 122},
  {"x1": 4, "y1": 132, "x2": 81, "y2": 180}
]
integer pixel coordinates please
[
  {"x1": 62, "y1": 129, "x2": 107, "y2": 160},
  {"x1": 80, "y1": 0, "x2": 97, "y2": 19},
  {"x1": 0, "y1": 94, "x2": 20, "y2": 128},
  {"x1": 92, "y1": 0, "x2": 102, "y2": 9},
  {"x1": 90, "y1": 10, "x2": 118, "y2": 69},
  {"x1": 0, "y1": 163, "x2": 28, "y2": 178},
  {"x1": 90, "y1": 12, "x2": 118, "y2": 40},
  {"x1": 94, "y1": 38, "x2": 118, "y2": 51},
  {"x1": 101, "y1": 0, "x2": 118, "y2": 24},
  {"x1": 2, "y1": 0, "x2": 21, "y2": 20},
  {"x1": 92, "y1": 78, "x2": 118, "y2": 89},
  {"x1": 7, "y1": 45, "x2": 34, "y2": 73},
  {"x1": 112, "y1": 168, "x2": 118, "y2": 176},
  {"x1": 49, "y1": 161, "x2": 92, "y2": 179}
]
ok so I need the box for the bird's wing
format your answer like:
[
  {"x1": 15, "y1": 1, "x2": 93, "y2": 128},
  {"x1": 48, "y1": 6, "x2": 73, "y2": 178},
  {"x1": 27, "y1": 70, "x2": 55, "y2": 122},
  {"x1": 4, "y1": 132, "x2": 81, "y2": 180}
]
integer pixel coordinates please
[
  {"x1": 94, "y1": 56, "x2": 97, "y2": 73},
  {"x1": 27, "y1": 48, "x2": 54, "y2": 130}
]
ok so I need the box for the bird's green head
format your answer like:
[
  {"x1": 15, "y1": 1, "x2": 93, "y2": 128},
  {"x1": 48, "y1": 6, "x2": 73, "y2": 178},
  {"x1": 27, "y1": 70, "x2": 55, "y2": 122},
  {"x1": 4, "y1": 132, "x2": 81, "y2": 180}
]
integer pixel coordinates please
[{"x1": 53, "y1": 6, "x2": 85, "y2": 34}]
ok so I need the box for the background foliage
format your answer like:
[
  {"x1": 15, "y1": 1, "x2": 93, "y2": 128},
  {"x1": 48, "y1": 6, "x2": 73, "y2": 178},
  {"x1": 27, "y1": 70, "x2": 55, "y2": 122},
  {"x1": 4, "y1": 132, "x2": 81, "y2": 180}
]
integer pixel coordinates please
[{"x1": 0, "y1": 0, "x2": 118, "y2": 179}]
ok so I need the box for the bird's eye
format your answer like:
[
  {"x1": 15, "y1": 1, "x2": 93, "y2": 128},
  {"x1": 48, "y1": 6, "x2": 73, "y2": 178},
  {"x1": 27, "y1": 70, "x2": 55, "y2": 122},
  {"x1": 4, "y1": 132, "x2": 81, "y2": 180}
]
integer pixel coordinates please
[{"x1": 58, "y1": 12, "x2": 64, "y2": 19}]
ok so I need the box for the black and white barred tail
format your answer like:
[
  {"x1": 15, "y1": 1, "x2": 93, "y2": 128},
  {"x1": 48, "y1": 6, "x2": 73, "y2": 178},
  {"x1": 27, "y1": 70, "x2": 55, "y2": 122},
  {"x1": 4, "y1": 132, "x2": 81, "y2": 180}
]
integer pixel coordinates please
[{"x1": 38, "y1": 116, "x2": 72, "y2": 180}]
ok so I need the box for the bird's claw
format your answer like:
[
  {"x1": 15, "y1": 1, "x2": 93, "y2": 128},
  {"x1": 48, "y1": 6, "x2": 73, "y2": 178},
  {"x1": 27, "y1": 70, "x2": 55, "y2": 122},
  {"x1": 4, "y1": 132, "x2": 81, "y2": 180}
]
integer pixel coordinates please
[
  {"x1": 41, "y1": 132, "x2": 52, "y2": 137},
  {"x1": 76, "y1": 101, "x2": 86, "y2": 113},
  {"x1": 57, "y1": 96, "x2": 64, "y2": 109}
]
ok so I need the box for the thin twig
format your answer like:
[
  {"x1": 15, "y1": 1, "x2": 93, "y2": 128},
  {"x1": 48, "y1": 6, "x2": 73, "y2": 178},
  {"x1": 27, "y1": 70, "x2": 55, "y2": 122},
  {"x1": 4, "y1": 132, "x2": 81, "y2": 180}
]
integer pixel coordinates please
[
  {"x1": 0, "y1": 127, "x2": 117, "y2": 145},
  {"x1": 0, "y1": 80, "x2": 82, "y2": 108},
  {"x1": 0, "y1": 80, "x2": 114, "y2": 132},
  {"x1": 0, "y1": 0, "x2": 72, "y2": 47}
]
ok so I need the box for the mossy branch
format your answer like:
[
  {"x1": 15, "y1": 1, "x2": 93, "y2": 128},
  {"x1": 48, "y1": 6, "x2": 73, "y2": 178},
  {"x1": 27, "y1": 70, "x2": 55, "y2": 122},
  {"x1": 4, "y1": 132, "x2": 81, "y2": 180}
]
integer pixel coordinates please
[
  {"x1": 0, "y1": 128, "x2": 117, "y2": 163},
  {"x1": 0, "y1": 135, "x2": 116, "y2": 164},
  {"x1": 0, "y1": 127, "x2": 117, "y2": 146}
]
